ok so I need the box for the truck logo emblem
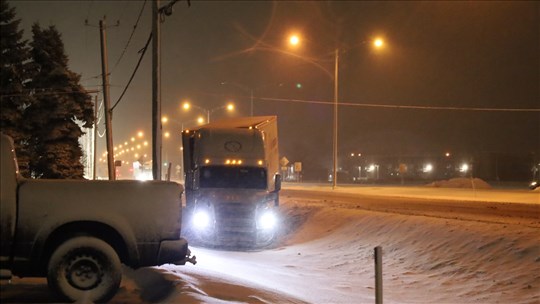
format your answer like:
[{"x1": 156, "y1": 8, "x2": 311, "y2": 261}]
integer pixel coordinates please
[{"x1": 224, "y1": 141, "x2": 242, "y2": 152}]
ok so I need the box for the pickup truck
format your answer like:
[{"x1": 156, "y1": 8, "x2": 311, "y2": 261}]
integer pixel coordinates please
[{"x1": 0, "y1": 133, "x2": 196, "y2": 302}]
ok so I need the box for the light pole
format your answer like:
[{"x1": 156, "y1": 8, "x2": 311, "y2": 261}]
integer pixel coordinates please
[
  {"x1": 220, "y1": 82, "x2": 254, "y2": 116},
  {"x1": 182, "y1": 101, "x2": 234, "y2": 123},
  {"x1": 287, "y1": 34, "x2": 385, "y2": 189},
  {"x1": 220, "y1": 82, "x2": 283, "y2": 116},
  {"x1": 332, "y1": 48, "x2": 339, "y2": 189}
]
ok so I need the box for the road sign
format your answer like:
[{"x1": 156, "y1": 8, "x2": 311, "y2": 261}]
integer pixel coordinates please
[{"x1": 280, "y1": 157, "x2": 289, "y2": 167}]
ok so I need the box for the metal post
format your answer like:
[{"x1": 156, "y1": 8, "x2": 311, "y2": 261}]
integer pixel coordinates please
[
  {"x1": 207, "y1": 110, "x2": 210, "y2": 123},
  {"x1": 99, "y1": 18, "x2": 115, "y2": 180},
  {"x1": 152, "y1": 0, "x2": 162, "y2": 180},
  {"x1": 375, "y1": 246, "x2": 383, "y2": 304},
  {"x1": 332, "y1": 48, "x2": 339, "y2": 189}
]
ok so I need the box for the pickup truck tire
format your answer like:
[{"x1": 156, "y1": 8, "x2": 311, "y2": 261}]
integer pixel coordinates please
[{"x1": 47, "y1": 236, "x2": 122, "y2": 303}]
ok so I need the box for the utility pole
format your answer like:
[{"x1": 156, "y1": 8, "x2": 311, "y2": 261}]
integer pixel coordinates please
[
  {"x1": 99, "y1": 17, "x2": 115, "y2": 180},
  {"x1": 152, "y1": 0, "x2": 189, "y2": 180},
  {"x1": 93, "y1": 94, "x2": 98, "y2": 180},
  {"x1": 152, "y1": 0, "x2": 162, "y2": 180}
]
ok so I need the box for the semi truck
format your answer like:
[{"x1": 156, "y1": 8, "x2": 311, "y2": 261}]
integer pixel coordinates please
[
  {"x1": 0, "y1": 134, "x2": 196, "y2": 302},
  {"x1": 182, "y1": 116, "x2": 281, "y2": 247}
]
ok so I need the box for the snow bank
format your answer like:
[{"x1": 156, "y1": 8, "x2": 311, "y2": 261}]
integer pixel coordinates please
[
  {"x1": 2, "y1": 194, "x2": 538, "y2": 303},
  {"x1": 427, "y1": 177, "x2": 492, "y2": 189}
]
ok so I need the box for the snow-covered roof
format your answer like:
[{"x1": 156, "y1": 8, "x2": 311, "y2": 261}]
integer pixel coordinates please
[{"x1": 190, "y1": 116, "x2": 276, "y2": 130}]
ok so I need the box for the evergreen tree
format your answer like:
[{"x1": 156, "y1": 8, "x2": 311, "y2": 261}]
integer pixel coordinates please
[
  {"x1": 0, "y1": 0, "x2": 32, "y2": 176},
  {"x1": 26, "y1": 23, "x2": 94, "y2": 179}
]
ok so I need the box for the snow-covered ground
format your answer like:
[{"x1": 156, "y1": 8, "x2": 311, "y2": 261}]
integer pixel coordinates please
[{"x1": 1, "y1": 186, "x2": 539, "y2": 303}]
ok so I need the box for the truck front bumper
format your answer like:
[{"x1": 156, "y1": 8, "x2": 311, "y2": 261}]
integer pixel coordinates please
[{"x1": 157, "y1": 238, "x2": 197, "y2": 265}]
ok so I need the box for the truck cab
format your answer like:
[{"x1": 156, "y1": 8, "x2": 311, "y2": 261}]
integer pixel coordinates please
[{"x1": 182, "y1": 116, "x2": 281, "y2": 248}]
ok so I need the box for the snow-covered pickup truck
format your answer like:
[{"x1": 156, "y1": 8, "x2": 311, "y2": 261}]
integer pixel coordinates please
[{"x1": 0, "y1": 134, "x2": 196, "y2": 302}]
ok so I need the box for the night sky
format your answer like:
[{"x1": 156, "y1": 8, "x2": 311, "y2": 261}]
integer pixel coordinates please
[{"x1": 11, "y1": 1, "x2": 540, "y2": 178}]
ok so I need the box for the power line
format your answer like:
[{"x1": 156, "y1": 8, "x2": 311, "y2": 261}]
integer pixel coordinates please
[
  {"x1": 193, "y1": 90, "x2": 540, "y2": 112},
  {"x1": 0, "y1": 90, "x2": 100, "y2": 98},
  {"x1": 111, "y1": 0, "x2": 148, "y2": 73},
  {"x1": 111, "y1": 32, "x2": 152, "y2": 112},
  {"x1": 257, "y1": 96, "x2": 540, "y2": 112}
]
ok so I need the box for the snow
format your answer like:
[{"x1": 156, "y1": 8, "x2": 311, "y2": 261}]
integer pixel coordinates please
[
  {"x1": 2, "y1": 186, "x2": 539, "y2": 303},
  {"x1": 426, "y1": 177, "x2": 492, "y2": 189}
]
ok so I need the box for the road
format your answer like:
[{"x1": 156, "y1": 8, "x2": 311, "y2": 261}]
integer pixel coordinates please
[{"x1": 281, "y1": 184, "x2": 540, "y2": 227}]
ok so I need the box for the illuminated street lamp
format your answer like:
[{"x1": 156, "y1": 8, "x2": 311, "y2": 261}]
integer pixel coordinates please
[
  {"x1": 374, "y1": 38, "x2": 384, "y2": 48},
  {"x1": 181, "y1": 101, "x2": 235, "y2": 123},
  {"x1": 287, "y1": 34, "x2": 385, "y2": 189},
  {"x1": 289, "y1": 34, "x2": 300, "y2": 47}
]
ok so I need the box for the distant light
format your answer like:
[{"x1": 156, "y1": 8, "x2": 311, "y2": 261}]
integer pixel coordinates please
[
  {"x1": 137, "y1": 131, "x2": 144, "y2": 138},
  {"x1": 131, "y1": 137, "x2": 135, "y2": 142},
  {"x1": 351, "y1": 153, "x2": 355, "y2": 157},
  {"x1": 296, "y1": 83, "x2": 302, "y2": 89},
  {"x1": 226, "y1": 159, "x2": 231, "y2": 164},
  {"x1": 183, "y1": 102, "x2": 190, "y2": 110},
  {"x1": 423, "y1": 163, "x2": 433, "y2": 173},
  {"x1": 258, "y1": 160, "x2": 263, "y2": 165},
  {"x1": 460, "y1": 164, "x2": 469, "y2": 173},
  {"x1": 238, "y1": 160, "x2": 242, "y2": 165},
  {"x1": 374, "y1": 38, "x2": 384, "y2": 48},
  {"x1": 227, "y1": 103, "x2": 234, "y2": 111},
  {"x1": 197, "y1": 117, "x2": 204, "y2": 124},
  {"x1": 205, "y1": 159, "x2": 210, "y2": 164},
  {"x1": 445, "y1": 152, "x2": 451, "y2": 157},
  {"x1": 144, "y1": 141, "x2": 148, "y2": 146},
  {"x1": 164, "y1": 131, "x2": 170, "y2": 138}
]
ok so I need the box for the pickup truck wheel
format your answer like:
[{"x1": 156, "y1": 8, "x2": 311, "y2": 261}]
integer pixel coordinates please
[{"x1": 47, "y1": 236, "x2": 122, "y2": 303}]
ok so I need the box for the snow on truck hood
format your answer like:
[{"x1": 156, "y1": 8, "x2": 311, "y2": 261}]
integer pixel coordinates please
[{"x1": 196, "y1": 188, "x2": 270, "y2": 204}]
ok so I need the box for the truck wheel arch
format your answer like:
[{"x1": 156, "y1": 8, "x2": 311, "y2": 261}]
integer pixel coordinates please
[{"x1": 38, "y1": 221, "x2": 135, "y2": 273}]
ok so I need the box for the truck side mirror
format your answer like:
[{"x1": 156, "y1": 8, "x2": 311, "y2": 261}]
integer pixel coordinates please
[{"x1": 274, "y1": 174, "x2": 281, "y2": 191}]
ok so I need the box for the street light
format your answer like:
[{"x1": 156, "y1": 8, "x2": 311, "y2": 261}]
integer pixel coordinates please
[
  {"x1": 287, "y1": 34, "x2": 385, "y2": 189},
  {"x1": 181, "y1": 101, "x2": 234, "y2": 123}
]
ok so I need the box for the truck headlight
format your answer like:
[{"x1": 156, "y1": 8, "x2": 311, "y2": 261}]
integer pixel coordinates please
[
  {"x1": 258, "y1": 211, "x2": 277, "y2": 230},
  {"x1": 193, "y1": 210, "x2": 211, "y2": 230}
]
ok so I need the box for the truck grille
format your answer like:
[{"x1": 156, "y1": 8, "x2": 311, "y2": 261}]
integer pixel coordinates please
[{"x1": 214, "y1": 202, "x2": 257, "y2": 244}]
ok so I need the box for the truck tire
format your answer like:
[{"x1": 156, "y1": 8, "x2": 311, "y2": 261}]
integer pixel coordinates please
[{"x1": 47, "y1": 236, "x2": 122, "y2": 303}]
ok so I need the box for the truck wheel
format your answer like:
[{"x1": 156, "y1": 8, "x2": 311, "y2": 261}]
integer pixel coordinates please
[{"x1": 47, "y1": 236, "x2": 122, "y2": 303}]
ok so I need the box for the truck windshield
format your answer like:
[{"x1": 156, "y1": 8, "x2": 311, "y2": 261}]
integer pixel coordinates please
[{"x1": 199, "y1": 166, "x2": 267, "y2": 189}]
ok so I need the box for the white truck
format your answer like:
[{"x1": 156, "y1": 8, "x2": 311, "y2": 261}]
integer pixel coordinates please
[
  {"x1": 182, "y1": 116, "x2": 281, "y2": 247},
  {"x1": 0, "y1": 134, "x2": 196, "y2": 302}
]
